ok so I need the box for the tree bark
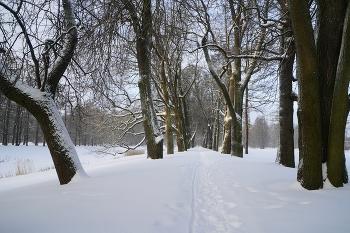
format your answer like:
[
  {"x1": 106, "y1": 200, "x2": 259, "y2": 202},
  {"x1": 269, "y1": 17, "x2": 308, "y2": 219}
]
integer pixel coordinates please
[
  {"x1": 316, "y1": 0, "x2": 347, "y2": 163},
  {"x1": 213, "y1": 93, "x2": 220, "y2": 152},
  {"x1": 2, "y1": 99, "x2": 11, "y2": 145},
  {"x1": 244, "y1": 86, "x2": 249, "y2": 154},
  {"x1": 221, "y1": 63, "x2": 234, "y2": 154},
  {"x1": 287, "y1": 0, "x2": 323, "y2": 190},
  {"x1": 276, "y1": 5, "x2": 296, "y2": 168},
  {"x1": 124, "y1": 0, "x2": 163, "y2": 159},
  {"x1": 160, "y1": 61, "x2": 174, "y2": 154},
  {"x1": 0, "y1": 69, "x2": 84, "y2": 184},
  {"x1": 327, "y1": 3, "x2": 350, "y2": 187}
]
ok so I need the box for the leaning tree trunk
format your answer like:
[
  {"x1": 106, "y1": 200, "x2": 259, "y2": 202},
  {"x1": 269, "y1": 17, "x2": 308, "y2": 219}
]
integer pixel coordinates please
[
  {"x1": 287, "y1": 0, "x2": 323, "y2": 190},
  {"x1": 0, "y1": 70, "x2": 85, "y2": 184},
  {"x1": 35, "y1": 98, "x2": 85, "y2": 184}
]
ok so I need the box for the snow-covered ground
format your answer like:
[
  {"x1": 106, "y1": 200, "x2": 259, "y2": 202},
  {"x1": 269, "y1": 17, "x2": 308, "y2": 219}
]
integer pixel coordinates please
[{"x1": 0, "y1": 145, "x2": 349, "y2": 233}]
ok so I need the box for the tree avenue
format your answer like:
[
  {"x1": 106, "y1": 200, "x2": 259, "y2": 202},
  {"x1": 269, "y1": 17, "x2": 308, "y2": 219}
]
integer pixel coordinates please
[{"x1": 1, "y1": 0, "x2": 349, "y2": 190}]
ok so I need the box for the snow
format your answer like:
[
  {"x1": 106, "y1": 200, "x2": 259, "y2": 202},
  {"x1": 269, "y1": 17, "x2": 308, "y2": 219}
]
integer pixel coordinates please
[{"x1": 1, "y1": 145, "x2": 350, "y2": 233}]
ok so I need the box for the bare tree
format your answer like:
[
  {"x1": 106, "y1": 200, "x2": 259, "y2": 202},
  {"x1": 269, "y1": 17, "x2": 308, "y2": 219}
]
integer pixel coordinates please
[
  {"x1": 190, "y1": 0, "x2": 284, "y2": 157},
  {"x1": 0, "y1": 0, "x2": 85, "y2": 184},
  {"x1": 121, "y1": 0, "x2": 163, "y2": 159}
]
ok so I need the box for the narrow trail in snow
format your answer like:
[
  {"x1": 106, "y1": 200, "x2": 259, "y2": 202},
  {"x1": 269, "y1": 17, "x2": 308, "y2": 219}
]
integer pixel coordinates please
[{"x1": 188, "y1": 150, "x2": 242, "y2": 233}]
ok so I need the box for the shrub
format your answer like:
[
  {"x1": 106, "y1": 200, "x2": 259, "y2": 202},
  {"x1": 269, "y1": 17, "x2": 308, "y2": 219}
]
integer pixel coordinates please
[
  {"x1": 124, "y1": 149, "x2": 145, "y2": 156},
  {"x1": 15, "y1": 158, "x2": 35, "y2": 176}
]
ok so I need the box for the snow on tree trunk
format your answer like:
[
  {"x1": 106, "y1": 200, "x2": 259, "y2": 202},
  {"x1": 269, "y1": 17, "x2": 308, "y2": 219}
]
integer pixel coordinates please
[
  {"x1": 0, "y1": 64, "x2": 84, "y2": 184},
  {"x1": 233, "y1": 82, "x2": 243, "y2": 158},
  {"x1": 133, "y1": 0, "x2": 163, "y2": 159},
  {"x1": 36, "y1": 97, "x2": 85, "y2": 184},
  {"x1": 160, "y1": 61, "x2": 174, "y2": 155},
  {"x1": 221, "y1": 62, "x2": 235, "y2": 154},
  {"x1": 221, "y1": 111, "x2": 231, "y2": 154}
]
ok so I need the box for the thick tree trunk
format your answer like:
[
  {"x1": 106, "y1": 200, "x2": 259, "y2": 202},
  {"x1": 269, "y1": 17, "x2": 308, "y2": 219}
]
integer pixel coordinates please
[
  {"x1": 231, "y1": 55, "x2": 244, "y2": 158},
  {"x1": 277, "y1": 13, "x2": 296, "y2": 168},
  {"x1": 233, "y1": 80, "x2": 243, "y2": 158},
  {"x1": 0, "y1": 70, "x2": 85, "y2": 184},
  {"x1": 205, "y1": 124, "x2": 212, "y2": 149},
  {"x1": 173, "y1": 107, "x2": 185, "y2": 152},
  {"x1": 316, "y1": 0, "x2": 347, "y2": 163},
  {"x1": 221, "y1": 110, "x2": 231, "y2": 154},
  {"x1": 328, "y1": 3, "x2": 350, "y2": 187},
  {"x1": 35, "y1": 99, "x2": 85, "y2": 184},
  {"x1": 221, "y1": 64, "x2": 234, "y2": 154},
  {"x1": 178, "y1": 96, "x2": 187, "y2": 151},
  {"x1": 180, "y1": 91, "x2": 189, "y2": 151},
  {"x1": 287, "y1": 0, "x2": 323, "y2": 190},
  {"x1": 134, "y1": 0, "x2": 163, "y2": 159}
]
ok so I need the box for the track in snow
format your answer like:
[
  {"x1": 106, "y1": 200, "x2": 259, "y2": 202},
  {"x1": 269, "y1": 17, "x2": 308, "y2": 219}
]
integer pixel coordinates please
[{"x1": 188, "y1": 150, "x2": 242, "y2": 233}]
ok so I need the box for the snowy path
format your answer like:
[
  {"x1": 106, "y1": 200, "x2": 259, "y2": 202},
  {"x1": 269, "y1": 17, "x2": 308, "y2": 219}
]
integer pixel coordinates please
[
  {"x1": 1, "y1": 146, "x2": 350, "y2": 233},
  {"x1": 188, "y1": 149, "x2": 242, "y2": 233}
]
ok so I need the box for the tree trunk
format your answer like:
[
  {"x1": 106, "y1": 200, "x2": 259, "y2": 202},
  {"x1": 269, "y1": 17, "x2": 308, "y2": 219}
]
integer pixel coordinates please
[
  {"x1": 160, "y1": 61, "x2": 174, "y2": 154},
  {"x1": 233, "y1": 73, "x2": 243, "y2": 158},
  {"x1": 327, "y1": 3, "x2": 350, "y2": 187},
  {"x1": 213, "y1": 93, "x2": 220, "y2": 152},
  {"x1": 35, "y1": 121, "x2": 39, "y2": 146},
  {"x1": 287, "y1": 0, "x2": 323, "y2": 190},
  {"x1": 0, "y1": 73, "x2": 85, "y2": 184},
  {"x1": 316, "y1": 0, "x2": 347, "y2": 164},
  {"x1": 180, "y1": 90, "x2": 189, "y2": 151},
  {"x1": 244, "y1": 86, "x2": 249, "y2": 154},
  {"x1": 221, "y1": 63, "x2": 234, "y2": 154},
  {"x1": 2, "y1": 99, "x2": 11, "y2": 145},
  {"x1": 208, "y1": 124, "x2": 213, "y2": 149},
  {"x1": 134, "y1": 0, "x2": 163, "y2": 159},
  {"x1": 0, "y1": 0, "x2": 84, "y2": 184},
  {"x1": 23, "y1": 111, "x2": 29, "y2": 146},
  {"x1": 276, "y1": 10, "x2": 296, "y2": 168},
  {"x1": 221, "y1": 110, "x2": 232, "y2": 154},
  {"x1": 173, "y1": 107, "x2": 185, "y2": 152}
]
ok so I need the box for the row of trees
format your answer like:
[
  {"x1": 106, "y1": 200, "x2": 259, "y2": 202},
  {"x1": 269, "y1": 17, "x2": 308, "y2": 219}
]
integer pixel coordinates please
[{"x1": 0, "y1": 0, "x2": 349, "y2": 189}]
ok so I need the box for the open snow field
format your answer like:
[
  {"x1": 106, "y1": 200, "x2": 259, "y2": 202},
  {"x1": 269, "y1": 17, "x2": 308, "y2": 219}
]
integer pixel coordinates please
[{"x1": 1, "y1": 145, "x2": 350, "y2": 233}]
